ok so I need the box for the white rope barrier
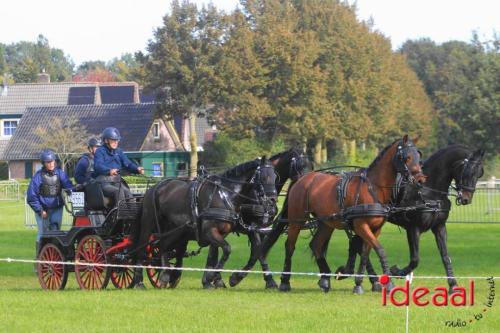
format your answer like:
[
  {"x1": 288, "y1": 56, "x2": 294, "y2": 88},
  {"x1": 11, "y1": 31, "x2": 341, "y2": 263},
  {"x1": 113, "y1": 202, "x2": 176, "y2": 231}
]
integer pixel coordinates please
[{"x1": 1, "y1": 257, "x2": 499, "y2": 280}]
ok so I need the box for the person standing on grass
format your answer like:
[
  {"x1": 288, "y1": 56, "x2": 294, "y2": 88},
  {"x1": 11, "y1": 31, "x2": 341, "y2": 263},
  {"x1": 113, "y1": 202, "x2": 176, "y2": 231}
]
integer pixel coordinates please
[{"x1": 27, "y1": 149, "x2": 73, "y2": 254}]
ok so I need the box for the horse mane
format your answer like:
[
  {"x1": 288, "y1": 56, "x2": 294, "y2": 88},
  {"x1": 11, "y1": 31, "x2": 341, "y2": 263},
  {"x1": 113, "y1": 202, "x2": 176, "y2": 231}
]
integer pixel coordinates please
[
  {"x1": 269, "y1": 148, "x2": 298, "y2": 161},
  {"x1": 423, "y1": 144, "x2": 471, "y2": 166},
  {"x1": 367, "y1": 139, "x2": 400, "y2": 171},
  {"x1": 221, "y1": 160, "x2": 260, "y2": 178}
]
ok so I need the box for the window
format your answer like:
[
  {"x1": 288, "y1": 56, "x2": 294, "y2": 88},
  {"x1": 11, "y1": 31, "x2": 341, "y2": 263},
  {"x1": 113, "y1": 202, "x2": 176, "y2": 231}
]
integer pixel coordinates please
[
  {"x1": 152, "y1": 162, "x2": 163, "y2": 177},
  {"x1": 2, "y1": 120, "x2": 18, "y2": 137},
  {"x1": 152, "y1": 122, "x2": 160, "y2": 139}
]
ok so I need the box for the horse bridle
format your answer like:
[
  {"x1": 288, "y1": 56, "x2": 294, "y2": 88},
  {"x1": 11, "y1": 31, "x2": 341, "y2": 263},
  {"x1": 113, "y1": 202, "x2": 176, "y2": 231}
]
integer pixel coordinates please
[
  {"x1": 393, "y1": 141, "x2": 420, "y2": 182},
  {"x1": 451, "y1": 156, "x2": 483, "y2": 205},
  {"x1": 251, "y1": 164, "x2": 278, "y2": 201},
  {"x1": 289, "y1": 151, "x2": 307, "y2": 182},
  {"x1": 248, "y1": 164, "x2": 278, "y2": 226}
]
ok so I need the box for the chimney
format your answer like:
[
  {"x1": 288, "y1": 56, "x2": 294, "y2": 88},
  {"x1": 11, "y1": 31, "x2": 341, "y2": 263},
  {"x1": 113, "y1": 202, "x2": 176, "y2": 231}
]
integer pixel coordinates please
[{"x1": 37, "y1": 69, "x2": 50, "y2": 83}]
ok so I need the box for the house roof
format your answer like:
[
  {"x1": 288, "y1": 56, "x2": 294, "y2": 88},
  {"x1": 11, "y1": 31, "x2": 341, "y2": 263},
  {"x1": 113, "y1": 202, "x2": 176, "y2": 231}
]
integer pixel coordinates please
[
  {"x1": 0, "y1": 82, "x2": 140, "y2": 115},
  {"x1": 0, "y1": 139, "x2": 8, "y2": 160},
  {"x1": 3, "y1": 103, "x2": 156, "y2": 160}
]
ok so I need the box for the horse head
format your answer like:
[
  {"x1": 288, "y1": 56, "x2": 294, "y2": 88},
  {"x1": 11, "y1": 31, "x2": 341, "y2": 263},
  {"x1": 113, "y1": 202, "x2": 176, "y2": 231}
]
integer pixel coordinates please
[
  {"x1": 453, "y1": 148, "x2": 485, "y2": 205},
  {"x1": 392, "y1": 135, "x2": 426, "y2": 184}
]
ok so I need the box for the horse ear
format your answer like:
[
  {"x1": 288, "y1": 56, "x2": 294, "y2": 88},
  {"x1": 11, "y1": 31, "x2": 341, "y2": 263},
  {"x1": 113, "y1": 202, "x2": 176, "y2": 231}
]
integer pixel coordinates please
[
  {"x1": 402, "y1": 134, "x2": 409, "y2": 145},
  {"x1": 261, "y1": 155, "x2": 267, "y2": 164}
]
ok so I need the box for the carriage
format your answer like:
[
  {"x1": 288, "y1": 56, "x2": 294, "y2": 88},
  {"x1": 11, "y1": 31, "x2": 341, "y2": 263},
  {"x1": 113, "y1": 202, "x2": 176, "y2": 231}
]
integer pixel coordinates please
[{"x1": 36, "y1": 181, "x2": 165, "y2": 290}]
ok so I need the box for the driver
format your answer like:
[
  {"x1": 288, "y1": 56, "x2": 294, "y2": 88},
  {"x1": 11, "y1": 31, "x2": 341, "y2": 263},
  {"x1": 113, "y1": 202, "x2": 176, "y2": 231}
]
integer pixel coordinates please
[{"x1": 94, "y1": 127, "x2": 144, "y2": 208}]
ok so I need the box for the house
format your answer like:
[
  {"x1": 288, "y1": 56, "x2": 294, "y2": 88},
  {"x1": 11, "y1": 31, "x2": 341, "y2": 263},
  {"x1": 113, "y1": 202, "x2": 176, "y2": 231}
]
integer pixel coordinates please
[
  {"x1": 0, "y1": 76, "x2": 140, "y2": 160},
  {"x1": 2, "y1": 103, "x2": 190, "y2": 179}
]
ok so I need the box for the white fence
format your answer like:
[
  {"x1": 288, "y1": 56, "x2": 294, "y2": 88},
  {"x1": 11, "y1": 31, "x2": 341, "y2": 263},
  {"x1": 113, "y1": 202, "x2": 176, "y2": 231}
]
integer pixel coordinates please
[{"x1": 0, "y1": 180, "x2": 20, "y2": 201}]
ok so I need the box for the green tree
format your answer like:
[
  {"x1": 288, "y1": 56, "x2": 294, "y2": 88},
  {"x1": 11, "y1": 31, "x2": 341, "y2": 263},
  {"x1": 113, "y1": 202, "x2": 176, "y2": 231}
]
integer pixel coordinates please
[
  {"x1": 107, "y1": 53, "x2": 146, "y2": 84},
  {"x1": 3, "y1": 35, "x2": 73, "y2": 83},
  {"x1": 144, "y1": 0, "x2": 225, "y2": 177},
  {"x1": 401, "y1": 36, "x2": 500, "y2": 154}
]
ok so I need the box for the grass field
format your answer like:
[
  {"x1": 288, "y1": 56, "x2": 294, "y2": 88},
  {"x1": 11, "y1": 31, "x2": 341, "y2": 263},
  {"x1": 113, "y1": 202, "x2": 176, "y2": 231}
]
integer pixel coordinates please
[{"x1": 1, "y1": 200, "x2": 499, "y2": 332}]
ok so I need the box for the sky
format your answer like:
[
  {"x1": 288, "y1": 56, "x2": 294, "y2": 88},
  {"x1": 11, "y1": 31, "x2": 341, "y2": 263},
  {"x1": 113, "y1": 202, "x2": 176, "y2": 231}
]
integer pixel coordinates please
[{"x1": 0, "y1": 0, "x2": 498, "y2": 66}]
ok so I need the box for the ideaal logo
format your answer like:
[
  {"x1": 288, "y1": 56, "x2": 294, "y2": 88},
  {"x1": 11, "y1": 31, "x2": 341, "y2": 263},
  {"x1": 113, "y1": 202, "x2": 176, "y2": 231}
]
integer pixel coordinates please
[
  {"x1": 379, "y1": 275, "x2": 474, "y2": 307},
  {"x1": 378, "y1": 275, "x2": 495, "y2": 328}
]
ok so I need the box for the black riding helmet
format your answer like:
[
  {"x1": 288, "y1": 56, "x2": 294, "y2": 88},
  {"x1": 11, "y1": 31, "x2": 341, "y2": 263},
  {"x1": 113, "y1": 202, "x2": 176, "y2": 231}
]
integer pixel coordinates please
[
  {"x1": 87, "y1": 137, "x2": 102, "y2": 149},
  {"x1": 101, "y1": 127, "x2": 121, "y2": 141}
]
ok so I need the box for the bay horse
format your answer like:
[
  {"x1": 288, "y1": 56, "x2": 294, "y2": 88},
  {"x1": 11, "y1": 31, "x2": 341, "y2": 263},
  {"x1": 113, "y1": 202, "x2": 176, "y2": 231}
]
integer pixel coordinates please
[
  {"x1": 273, "y1": 135, "x2": 425, "y2": 292},
  {"x1": 130, "y1": 157, "x2": 278, "y2": 289},
  {"x1": 336, "y1": 145, "x2": 485, "y2": 294},
  {"x1": 228, "y1": 148, "x2": 312, "y2": 288}
]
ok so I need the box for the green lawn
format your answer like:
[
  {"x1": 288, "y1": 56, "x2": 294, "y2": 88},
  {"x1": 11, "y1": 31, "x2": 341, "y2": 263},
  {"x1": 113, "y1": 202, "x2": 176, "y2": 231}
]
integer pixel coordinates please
[{"x1": 1, "y1": 200, "x2": 499, "y2": 332}]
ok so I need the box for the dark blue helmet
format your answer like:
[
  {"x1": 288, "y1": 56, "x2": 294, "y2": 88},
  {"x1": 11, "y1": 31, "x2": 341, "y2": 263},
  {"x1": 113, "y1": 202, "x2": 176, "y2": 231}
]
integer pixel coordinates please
[
  {"x1": 40, "y1": 149, "x2": 56, "y2": 163},
  {"x1": 87, "y1": 137, "x2": 101, "y2": 148},
  {"x1": 101, "y1": 127, "x2": 121, "y2": 141}
]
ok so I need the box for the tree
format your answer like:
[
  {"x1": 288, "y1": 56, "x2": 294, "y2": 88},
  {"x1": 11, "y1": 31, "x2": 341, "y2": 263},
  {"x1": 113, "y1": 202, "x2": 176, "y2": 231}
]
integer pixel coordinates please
[
  {"x1": 144, "y1": 0, "x2": 225, "y2": 177},
  {"x1": 401, "y1": 36, "x2": 500, "y2": 154},
  {"x1": 34, "y1": 116, "x2": 90, "y2": 171},
  {"x1": 73, "y1": 61, "x2": 115, "y2": 82},
  {"x1": 210, "y1": 0, "x2": 433, "y2": 165},
  {"x1": 107, "y1": 53, "x2": 147, "y2": 84},
  {"x1": 3, "y1": 35, "x2": 74, "y2": 83}
]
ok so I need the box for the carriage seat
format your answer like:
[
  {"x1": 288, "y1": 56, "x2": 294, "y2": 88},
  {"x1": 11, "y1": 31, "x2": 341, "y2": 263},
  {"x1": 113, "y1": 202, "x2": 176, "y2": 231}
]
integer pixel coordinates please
[{"x1": 84, "y1": 182, "x2": 112, "y2": 211}]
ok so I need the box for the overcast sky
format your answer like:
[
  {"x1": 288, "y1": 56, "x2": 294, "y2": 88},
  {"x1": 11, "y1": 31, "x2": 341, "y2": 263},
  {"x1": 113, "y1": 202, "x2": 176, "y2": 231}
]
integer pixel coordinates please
[{"x1": 0, "y1": 0, "x2": 497, "y2": 66}]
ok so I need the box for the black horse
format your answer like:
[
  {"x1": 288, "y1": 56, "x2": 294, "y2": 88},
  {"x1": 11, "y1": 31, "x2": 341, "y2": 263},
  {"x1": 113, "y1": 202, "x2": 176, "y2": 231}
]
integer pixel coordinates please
[
  {"x1": 130, "y1": 156, "x2": 278, "y2": 289},
  {"x1": 228, "y1": 148, "x2": 311, "y2": 288},
  {"x1": 336, "y1": 145, "x2": 485, "y2": 294}
]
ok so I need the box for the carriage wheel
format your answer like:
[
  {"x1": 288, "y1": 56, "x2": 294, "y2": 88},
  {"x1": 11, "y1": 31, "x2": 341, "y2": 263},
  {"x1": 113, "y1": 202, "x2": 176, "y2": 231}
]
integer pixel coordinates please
[
  {"x1": 146, "y1": 244, "x2": 166, "y2": 289},
  {"x1": 75, "y1": 235, "x2": 110, "y2": 290},
  {"x1": 110, "y1": 267, "x2": 135, "y2": 289},
  {"x1": 146, "y1": 266, "x2": 165, "y2": 289},
  {"x1": 37, "y1": 243, "x2": 68, "y2": 290}
]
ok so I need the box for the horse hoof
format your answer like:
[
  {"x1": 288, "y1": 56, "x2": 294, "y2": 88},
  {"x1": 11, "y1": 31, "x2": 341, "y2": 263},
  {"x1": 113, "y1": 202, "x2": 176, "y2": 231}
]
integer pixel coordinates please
[
  {"x1": 134, "y1": 282, "x2": 146, "y2": 290},
  {"x1": 265, "y1": 279, "x2": 278, "y2": 290},
  {"x1": 203, "y1": 283, "x2": 215, "y2": 290},
  {"x1": 353, "y1": 285, "x2": 364, "y2": 295},
  {"x1": 318, "y1": 278, "x2": 331, "y2": 293},
  {"x1": 385, "y1": 281, "x2": 395, "y2": 294},
  {"x1": 168, "y1": 278, "x2": 181, "y2": 289},
  {"x1": 390, "y1": 265, "x2": 404, "y2": 277},
  {"x1": 372, "y1": 281, "x2": 383, "y2": 292},
  {"x1": 159, "y1": 271, "x2": 170, "y2": 284},
  {"x1": 279, "y1": 283, "x2": 291, "y2": 292},
  {"x1": 334, "y1": 266, "x2": 349, "y2": 280},
  {"x1": 449, "y1": 285, "x2": 460, "y2": 295},
  {"x1": 229, "y1": 273, "x2": 242, "y2": 287},
  {"x1": 214, "y1": 279, "x2": 227, "y2": 289}
]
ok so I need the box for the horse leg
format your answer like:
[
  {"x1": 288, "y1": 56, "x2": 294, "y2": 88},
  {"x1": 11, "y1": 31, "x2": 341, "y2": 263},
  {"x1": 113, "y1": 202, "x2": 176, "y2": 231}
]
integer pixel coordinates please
[
  {"x1": 309, "y1": 222, "x2": 334, "y2": 292},
  {"x1": 204, "y1": 225, "x2": 231, "y2": 289},
  {"x1": 168, "y1": 241, "x2": 187, "y2": 289},
  {"x1": 353, "y1": 241, "x2": 371, "y2": 295},
  {"x1": 202, "y1": 244, "x2": 219, "y2": 289},
  {"x1": 335, "y1": 234, "x2": 362, "y2": 280},
  {"x1": 255, "y1": 232, "x2": 278, "y2": 289},
  {"x1": 432, "y1": 223, "x2": 458, "y2": 293},
  {"x1": 341, "y1": 235, "x2": 381, "y2": 292},
  {"x1": 390, "y1": 226, "x2": 421, "y2": 277},
  {"x1": 354, "y1": 221, "x2": 394, "y2": 292},
  {"x1": 279, "y1": 223, "x2": 300, "y2": 292}
]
